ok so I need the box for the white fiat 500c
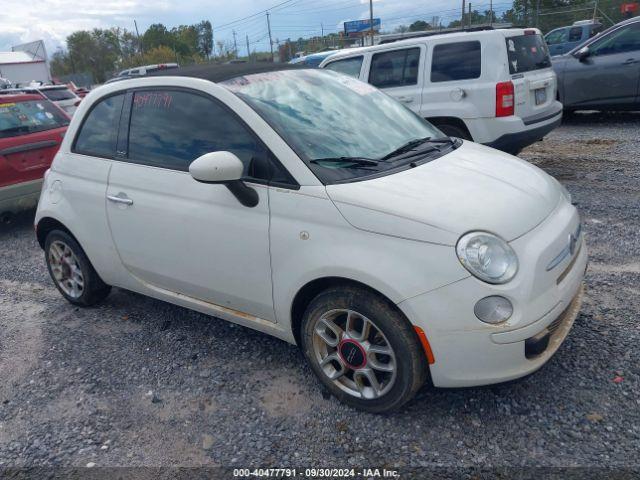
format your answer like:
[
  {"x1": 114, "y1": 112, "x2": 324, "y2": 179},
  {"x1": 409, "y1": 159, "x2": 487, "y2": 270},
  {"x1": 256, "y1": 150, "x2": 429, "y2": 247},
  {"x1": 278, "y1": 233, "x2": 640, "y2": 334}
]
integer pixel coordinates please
[{"x1": 35, "y1": 64, "x2": 587, "y2": 413}]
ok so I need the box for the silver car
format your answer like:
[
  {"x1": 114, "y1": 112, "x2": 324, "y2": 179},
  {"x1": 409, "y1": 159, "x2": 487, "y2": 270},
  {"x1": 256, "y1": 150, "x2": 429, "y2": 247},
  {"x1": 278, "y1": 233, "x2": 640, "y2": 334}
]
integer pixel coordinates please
[{"x1": 553, "y1": 16, "x2": 640, "y2": 112}]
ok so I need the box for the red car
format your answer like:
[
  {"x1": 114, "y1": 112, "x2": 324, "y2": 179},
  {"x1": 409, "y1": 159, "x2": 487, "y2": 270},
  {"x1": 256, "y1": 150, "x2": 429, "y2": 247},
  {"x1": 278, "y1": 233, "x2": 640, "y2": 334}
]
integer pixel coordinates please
[{"x1": 0, "y1": 93, "x2": 69, "y2": 223}]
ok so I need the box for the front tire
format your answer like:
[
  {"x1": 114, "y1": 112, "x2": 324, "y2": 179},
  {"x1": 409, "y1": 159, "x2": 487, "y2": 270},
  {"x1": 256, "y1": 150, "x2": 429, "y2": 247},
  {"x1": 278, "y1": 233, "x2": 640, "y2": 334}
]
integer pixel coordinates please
[
  {"x1": 45, "y1": 230, "x2": 111, "y2": 306},
  {"x1": 300, "y1": 285, "x2": 428, "y2": 413}
]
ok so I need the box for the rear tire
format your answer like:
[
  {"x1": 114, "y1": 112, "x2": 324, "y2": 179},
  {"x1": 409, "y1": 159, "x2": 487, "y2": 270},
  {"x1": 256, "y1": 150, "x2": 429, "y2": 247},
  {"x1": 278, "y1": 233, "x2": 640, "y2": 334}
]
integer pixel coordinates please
[
  {"x1": 45, "y1": 230, "x2": 111, "y2": 306},
  {"x1": 300, "y1": 285, "x2": 428, "y2": 413}
]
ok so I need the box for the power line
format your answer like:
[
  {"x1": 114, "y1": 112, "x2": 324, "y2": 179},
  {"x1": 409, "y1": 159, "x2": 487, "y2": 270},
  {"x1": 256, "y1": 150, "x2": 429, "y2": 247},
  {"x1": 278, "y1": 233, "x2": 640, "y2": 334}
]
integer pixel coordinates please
[{"x1": 214, "y1": 0, "x2": 300, "y2": 31}]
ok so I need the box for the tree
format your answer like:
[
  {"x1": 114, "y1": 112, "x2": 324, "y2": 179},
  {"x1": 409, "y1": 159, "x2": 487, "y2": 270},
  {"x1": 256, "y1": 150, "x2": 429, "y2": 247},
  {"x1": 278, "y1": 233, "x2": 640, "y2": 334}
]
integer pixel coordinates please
[
  {"x1": 172, "y1": 25, "x2": 199, "y2": 56},
  {"x1": 143, "y1": 45, "x2": 178, "y2": 64},
  {"x1": 409, "y1": 20, "x2": 430, "y2": 32},
  {"x1": 197, "y1": 20, "x2": 213, "y2": 59},
  {"x1": 142, "y1": 24, "x2": 173, "y2": 51}
]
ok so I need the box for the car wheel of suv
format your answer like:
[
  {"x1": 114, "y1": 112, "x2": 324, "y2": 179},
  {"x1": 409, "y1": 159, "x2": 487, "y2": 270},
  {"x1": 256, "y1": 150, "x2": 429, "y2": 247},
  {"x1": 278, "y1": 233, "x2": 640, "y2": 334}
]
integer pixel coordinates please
[
  {"x1": 300, "y1": 285, "x2": 428, "y2": 413},
  {"x1": 45, "y1": 230, "x2": 111, "y2": 306},
  {"x1": 435, "y1": 124, "x2": 471, "y2": 141}
]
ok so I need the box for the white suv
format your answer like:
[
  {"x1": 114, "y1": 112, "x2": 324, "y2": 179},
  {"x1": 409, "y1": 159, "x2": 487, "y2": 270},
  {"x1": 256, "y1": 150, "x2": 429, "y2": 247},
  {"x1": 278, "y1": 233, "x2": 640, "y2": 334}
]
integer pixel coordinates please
[
  {"x1": 320, "y1": 28, "x2": 562, "y2": 154},
  {"x1": 35, "y1": 64, "x2": 586, "y2": 412}
]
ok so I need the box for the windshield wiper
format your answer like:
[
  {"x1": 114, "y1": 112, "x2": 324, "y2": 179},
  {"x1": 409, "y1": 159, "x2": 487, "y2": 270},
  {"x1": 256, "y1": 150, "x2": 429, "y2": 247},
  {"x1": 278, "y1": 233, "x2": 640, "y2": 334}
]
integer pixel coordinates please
[
  {"x1": 380, "y1": 137, "x2": 432, "y2": 161},
  {"x1": 310, "y1": 156, "x2": 380, "y2": 168},
  {"x1": 380, "y1": 136, "x2": 456, "y2": 161}
]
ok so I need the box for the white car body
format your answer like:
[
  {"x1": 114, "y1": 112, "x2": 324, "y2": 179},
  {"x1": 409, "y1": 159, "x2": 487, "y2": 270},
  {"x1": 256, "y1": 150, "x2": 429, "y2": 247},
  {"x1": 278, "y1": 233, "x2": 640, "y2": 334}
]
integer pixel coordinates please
[
  {"x1": 35, "y1": 67, "x2": 585, "y2": 392},
  {"x1": 319, "y1": 28, "x2": 563, "y2": 154}
]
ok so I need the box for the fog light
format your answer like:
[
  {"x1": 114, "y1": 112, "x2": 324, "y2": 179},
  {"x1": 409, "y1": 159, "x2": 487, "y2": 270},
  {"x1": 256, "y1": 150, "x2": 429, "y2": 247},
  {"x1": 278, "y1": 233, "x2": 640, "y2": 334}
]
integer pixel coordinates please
[{"x1": 474, "y1": 296, "x2": 513, "y2": 324}]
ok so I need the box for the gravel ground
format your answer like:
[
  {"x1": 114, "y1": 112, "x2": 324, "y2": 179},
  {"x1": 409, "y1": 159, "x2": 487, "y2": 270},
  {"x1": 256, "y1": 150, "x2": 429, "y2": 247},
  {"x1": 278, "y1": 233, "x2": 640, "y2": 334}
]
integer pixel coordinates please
[{"x1": 0, "y1": 112, "x2": 639, "y2": 470}]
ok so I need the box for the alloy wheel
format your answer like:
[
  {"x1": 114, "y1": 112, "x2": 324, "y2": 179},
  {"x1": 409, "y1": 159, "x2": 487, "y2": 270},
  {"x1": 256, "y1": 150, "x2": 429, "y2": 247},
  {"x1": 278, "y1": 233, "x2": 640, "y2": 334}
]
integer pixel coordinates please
[
  {"x1": 312, "y1": 309, "x2": 397, "y2": 400},
  {"x1": 48, "y1": 240, "x2": 84, "y2": 299}
]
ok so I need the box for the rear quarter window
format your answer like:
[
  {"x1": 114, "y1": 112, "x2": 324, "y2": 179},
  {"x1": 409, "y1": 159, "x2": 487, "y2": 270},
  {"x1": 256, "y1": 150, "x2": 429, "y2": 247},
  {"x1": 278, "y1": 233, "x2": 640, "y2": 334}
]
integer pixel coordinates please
[
  {"x1": 431, "y1": 41, "x2": 481, "y2": 82},
  {"x1": 73, "y1": 94, "x2": 125, "y2": 158},
  {"x1": 506, "y1": 34, "x2": 552, "y2": 74}
]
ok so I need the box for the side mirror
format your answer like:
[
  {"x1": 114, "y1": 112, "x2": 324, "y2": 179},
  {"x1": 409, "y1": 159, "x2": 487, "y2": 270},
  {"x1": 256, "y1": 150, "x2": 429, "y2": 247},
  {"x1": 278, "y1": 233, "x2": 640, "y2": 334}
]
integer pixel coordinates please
[
  {"x1": 189, "y1": 151, "x2": 259, "y2": 208},
  {"x1": 189, "y1": 151, "x2": 244, "y2": 183},
  {"x1": 575, "y1": 46, "x2": 591, "y2": 61}
]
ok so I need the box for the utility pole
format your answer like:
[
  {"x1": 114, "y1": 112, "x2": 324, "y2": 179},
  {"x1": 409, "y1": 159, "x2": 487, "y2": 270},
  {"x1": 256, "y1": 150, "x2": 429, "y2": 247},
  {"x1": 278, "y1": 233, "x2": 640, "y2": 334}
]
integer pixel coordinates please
[
  {"x1": 232, "y1": 30, "x2": 238, "y2": 59},
  {"x1": 212, "y1": 23, "x2": 216, "y2": 59},
  {"x1": 461, "y1": 0, "x2": 466, "y2": 28},
  {"x1": 246, "y1": 34, "x2": 251, "y2": 61},
  {"x1": 369, "y1": 0, "x2": 374, "y2": 46},
  {"x1": 489, "y1": 0, "x2": 493, "y2": 26},
  {"x1": 134, "y1": 20, "x2": 143, "y2": 55},
  {"x1": 593, "y1": 0, "x2": 599, "y2": 21},
  {"x1": 535, "y1": 0, "x2": 541, "y2": 27},
  {"x1": 321, "y1": 23, "x2": 324, "y2": 47},
  {"x1": 266, "y1": 12, "x2": 274, "y2": 62},
  {"x1": 468, "y1": 3, "x2": 472, "y2": 28}
]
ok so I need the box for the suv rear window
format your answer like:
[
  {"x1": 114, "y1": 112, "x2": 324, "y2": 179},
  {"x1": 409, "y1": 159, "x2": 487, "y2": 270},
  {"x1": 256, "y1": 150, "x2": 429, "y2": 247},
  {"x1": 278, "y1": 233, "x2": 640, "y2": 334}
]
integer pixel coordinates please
[
  {"x1": 506, "y1": 34, "x2": 551, "y2": 74},
  {"x1": 42, "y1": 88, "x2": 76, "y2": 101},
  {"x1": 0, "y1": 100, "x2": 69, "y2": 138},
  {"x1": 431, "y1": 41, "x2": 481, "y2": 82}
]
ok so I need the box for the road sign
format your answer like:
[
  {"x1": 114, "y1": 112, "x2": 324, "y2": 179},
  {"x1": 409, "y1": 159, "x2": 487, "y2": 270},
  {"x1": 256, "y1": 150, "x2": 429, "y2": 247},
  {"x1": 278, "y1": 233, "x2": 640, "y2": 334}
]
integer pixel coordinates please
[{"x1": 344, "y1": 18, "x2": 381, "y2": 36}]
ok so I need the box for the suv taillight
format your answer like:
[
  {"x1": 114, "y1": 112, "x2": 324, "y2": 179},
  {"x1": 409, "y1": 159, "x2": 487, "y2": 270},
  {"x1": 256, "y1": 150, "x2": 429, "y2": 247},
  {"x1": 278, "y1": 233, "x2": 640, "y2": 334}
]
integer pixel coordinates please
[{"x1": 496, "y1": 81, "x2": 514, "y2": 117}]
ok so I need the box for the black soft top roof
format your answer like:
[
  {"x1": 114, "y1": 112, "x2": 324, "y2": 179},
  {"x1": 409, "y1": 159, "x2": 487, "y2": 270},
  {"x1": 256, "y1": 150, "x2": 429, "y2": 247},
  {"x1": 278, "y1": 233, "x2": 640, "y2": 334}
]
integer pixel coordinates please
[{"x1": 146, "y1": 62, "x2": 307, "y2": 83}]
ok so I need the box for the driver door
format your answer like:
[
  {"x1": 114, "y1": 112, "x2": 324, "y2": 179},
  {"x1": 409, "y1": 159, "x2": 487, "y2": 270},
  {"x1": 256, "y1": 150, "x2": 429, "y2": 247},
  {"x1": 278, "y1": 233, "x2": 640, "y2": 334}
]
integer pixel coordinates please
[{"x1": 106, "y1": 89, "x2": 276, "y2": 321}]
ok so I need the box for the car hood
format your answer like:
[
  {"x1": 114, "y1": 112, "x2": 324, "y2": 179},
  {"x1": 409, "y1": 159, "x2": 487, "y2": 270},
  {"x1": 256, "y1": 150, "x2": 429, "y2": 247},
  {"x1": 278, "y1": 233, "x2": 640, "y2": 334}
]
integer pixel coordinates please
[{"x1": 326, "y1": 141, "x2": 561, "y2": 246}]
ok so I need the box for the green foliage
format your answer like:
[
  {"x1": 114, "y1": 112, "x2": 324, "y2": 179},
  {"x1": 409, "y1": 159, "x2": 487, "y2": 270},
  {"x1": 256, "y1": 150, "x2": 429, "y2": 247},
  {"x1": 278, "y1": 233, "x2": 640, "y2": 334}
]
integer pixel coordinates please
[
  {"x1": 50, "y1": 20, "x2": 215, "y2": 84},
  {"x1": 409, "y1": 20, "x2": 431, "y2": 32},
  {"x1": 197, "y1": 21, "x2": 214, "y2": 59}
]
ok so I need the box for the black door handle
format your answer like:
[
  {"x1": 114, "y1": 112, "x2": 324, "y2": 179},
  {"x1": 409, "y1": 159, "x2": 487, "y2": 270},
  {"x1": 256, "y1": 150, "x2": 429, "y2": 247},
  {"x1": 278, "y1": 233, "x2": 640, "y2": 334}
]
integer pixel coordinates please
[{"x1": 622, "y1": 58, "x2": 638, "y2": 65}]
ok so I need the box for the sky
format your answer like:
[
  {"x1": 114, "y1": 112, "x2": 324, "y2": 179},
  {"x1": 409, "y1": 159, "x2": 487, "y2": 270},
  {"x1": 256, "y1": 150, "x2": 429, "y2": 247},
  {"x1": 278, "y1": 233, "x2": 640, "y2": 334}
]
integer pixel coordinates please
[{"x1": 0, "y1": 0, "x2": 513, "y2": 55}]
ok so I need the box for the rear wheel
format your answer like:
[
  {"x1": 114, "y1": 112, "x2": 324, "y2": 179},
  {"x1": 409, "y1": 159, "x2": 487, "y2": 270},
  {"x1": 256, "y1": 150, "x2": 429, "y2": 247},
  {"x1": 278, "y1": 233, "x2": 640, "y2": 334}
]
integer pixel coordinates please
[
  {"x1": 45, "y1": 230, "x2": 111, "y2": 306},
  {"x1": 300, "y1": 286, "x2": 428, "y2": 413}
]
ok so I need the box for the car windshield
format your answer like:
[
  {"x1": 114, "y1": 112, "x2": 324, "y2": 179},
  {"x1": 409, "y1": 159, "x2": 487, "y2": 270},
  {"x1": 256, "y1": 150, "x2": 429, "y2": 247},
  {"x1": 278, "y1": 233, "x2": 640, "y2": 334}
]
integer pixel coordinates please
[
  {"x1": 222, "y1": 69, "x2": 447, "y2": 183},
  {"x1": 42, "y1": 88, "x2": 76, "y2": 101},
  {"x1": 0, "y1": 100, "x2": 69, "y2": 138},
  {"x1": 506, "y1": 34, "x2": 552, "y2": 74}
]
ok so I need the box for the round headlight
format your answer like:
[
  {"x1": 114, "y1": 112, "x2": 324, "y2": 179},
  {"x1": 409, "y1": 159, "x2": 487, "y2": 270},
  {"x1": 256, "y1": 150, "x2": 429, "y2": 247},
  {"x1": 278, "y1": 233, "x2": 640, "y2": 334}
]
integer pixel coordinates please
[{"x1": 456, "y1": 231, "x2": 518, "y2": 284}]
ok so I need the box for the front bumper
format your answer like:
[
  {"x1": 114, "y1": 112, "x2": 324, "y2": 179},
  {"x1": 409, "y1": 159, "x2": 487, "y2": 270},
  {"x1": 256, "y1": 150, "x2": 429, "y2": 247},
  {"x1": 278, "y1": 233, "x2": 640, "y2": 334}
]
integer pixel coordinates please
[{"x1": 398, "y1": 201, "x2": 587, "y2": 388}]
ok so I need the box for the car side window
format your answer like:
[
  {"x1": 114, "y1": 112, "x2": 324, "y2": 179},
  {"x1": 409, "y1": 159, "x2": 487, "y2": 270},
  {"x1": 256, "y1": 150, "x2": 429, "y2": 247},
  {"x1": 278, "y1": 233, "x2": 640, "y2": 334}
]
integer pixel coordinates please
[
  {"x1": 590, "y1": 23, "x2": 640, "y2": 56},
  {"x1": 569, "y1": 27, "x2": 583, "y2": 42},
  {"x1": 73, "y1": 93, "x2": 125, "y2": 158},
  {"x1": 546, "y1": 29, "x2": 567, "y2": 45},
  {"x1": 324, "y1": 56, "x2": 364, "y2": 78},
  {"x1": 369, "y1": 48, "x2": 420, "y2": 88},
  {"x1": 431, "y1": 41, "x2": 481, "y2": 83},
  {"x1": 126, "y1": 90, "x2": 271, "y2": 181}
]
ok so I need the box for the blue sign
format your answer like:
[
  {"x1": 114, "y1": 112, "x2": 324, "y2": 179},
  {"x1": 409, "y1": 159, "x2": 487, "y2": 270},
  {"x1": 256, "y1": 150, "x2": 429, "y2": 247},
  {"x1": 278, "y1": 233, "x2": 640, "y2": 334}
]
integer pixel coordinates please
[{"x1": 344, "y1": 18, "x2": 381, "y2": 35}]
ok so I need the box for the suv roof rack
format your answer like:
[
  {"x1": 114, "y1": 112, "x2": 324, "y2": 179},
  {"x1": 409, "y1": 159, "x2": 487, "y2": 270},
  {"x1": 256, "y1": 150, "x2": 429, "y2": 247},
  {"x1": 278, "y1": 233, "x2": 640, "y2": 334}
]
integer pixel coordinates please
[{"x1": 377, "y1": 24, "x2": 527, "y2": 44}]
